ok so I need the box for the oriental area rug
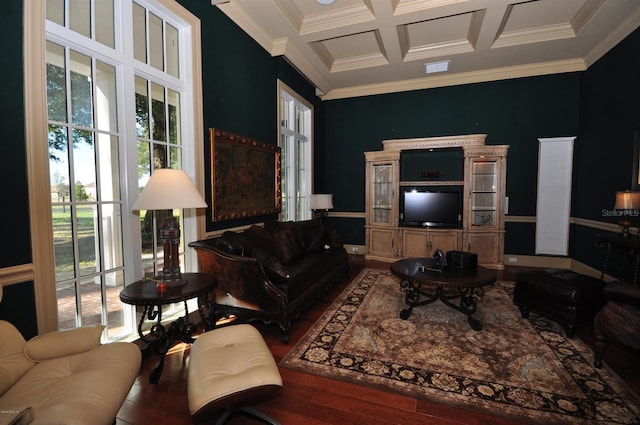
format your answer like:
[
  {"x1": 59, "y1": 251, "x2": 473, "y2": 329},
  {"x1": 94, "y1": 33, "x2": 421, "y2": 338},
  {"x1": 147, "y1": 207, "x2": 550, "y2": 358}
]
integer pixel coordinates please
[{"x1": 280, "y1": 269, "x2": 640, "y2": 425}]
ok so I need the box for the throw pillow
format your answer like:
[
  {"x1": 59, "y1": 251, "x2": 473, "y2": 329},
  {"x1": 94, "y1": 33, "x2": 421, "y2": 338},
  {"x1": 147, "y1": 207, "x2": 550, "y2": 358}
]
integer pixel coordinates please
[
  {"x1": 251, "y1": 247, "x2": 290, "y2": 280},
  {"x1": 216, "y1": 231, "x2": 251, "y2": 256},
  {"x1": 298, "y1": 221, "x2": 326, "y2": 253},
  {"x1": 271, "y1": 229, "x2": 305, "y2": 263},
  {"x1": 243, "y1": 225, "x2": 279, "y2": 253}
]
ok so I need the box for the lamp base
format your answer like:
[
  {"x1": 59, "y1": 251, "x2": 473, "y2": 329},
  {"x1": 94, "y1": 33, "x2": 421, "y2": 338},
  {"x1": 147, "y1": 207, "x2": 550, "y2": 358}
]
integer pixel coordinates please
[
  {"x1": 619, "y1": 218, "x2": 633, "y2": 239},
  {"x1": 158, "y1": 275, "x2": 189, "y2": 288}
]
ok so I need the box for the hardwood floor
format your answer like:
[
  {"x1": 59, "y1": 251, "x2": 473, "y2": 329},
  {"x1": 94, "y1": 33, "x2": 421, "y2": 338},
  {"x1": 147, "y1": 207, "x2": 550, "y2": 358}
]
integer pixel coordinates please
[{"x1": 115, "y1": 260, "x2": 640, "y2": 425}]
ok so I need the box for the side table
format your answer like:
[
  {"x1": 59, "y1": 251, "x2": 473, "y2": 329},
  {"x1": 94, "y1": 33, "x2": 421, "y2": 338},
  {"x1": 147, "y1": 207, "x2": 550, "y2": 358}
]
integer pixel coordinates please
[
  {"x1": 119, "y1": 272, "x2": 216, "y2": 383},
  {"x1": 594, "y1": 232, "x2": 640, "y2": 286}
]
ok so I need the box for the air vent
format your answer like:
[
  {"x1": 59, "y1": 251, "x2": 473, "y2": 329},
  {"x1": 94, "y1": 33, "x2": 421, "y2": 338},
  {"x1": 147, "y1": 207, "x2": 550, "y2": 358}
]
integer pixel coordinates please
[{"x1": 425, "y1": 60, "x2": 450, "y2": 74}]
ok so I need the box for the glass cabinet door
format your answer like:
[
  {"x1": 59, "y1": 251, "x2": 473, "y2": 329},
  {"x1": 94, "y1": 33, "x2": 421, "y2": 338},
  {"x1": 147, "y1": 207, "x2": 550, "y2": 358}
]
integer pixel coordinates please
[
  {"x1": 470, "y1": 161, "x2": 497, "y2": 227},
  {"x1": 372, "y1": 163, "x2": 393, "y2": 224}
]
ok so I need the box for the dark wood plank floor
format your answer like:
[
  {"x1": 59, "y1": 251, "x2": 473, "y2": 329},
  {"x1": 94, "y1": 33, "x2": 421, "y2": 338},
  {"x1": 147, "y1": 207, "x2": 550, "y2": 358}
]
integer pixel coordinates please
[{"x1": 115, "y1": 260, "x2": 640, "y2": 425}]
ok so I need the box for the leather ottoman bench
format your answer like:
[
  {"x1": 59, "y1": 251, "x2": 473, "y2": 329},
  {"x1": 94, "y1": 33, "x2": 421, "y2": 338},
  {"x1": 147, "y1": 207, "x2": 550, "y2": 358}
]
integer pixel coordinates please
[
  {"x1": 514, "y1": 269, "x2": 605, "y2": 338},
  {"x1": 187, "y1": 324, "x2": 282, "y2": 425}
]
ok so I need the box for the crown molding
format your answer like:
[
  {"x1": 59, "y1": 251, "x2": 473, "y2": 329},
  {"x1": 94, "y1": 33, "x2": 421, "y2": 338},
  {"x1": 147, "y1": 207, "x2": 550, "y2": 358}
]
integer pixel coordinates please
[
  {"x1": 216, "y1": 3, "x2": 276, "y2": 55},
  {"x1": 493, "y1": 23, "x2": 575, "y2": 49},
  {"x1": 583, "y1": 6, "x2": 640, "y2": 67},
  {"x1": 299, "y1": 4, "x2": 375, "y2": 37},
  {"x1": 331, "y1": 52, "x2": 389, "y2": 73},
  {"x1": 320, "y1": 59, "x2": 586, "y2": 100}
]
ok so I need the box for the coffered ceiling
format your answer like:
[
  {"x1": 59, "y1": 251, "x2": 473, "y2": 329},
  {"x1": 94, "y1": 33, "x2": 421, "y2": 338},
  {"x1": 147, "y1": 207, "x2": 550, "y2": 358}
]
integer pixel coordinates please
[{"x1": 212, "y1": 0, "x2": 640, "y2": 100}]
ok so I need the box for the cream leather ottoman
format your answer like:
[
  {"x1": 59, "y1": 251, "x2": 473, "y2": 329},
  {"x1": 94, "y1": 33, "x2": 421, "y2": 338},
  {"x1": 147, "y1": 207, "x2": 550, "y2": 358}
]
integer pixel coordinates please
[{"x1": 187, "y1": 324, "x2": 282, "y2": 425}]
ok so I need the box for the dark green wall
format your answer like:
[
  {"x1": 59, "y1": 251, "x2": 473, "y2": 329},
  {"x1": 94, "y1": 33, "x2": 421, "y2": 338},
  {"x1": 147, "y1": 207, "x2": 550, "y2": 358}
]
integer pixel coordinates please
[
  {"x1": 0, "y1": 0, "x2": 37, "y2": 338},
  {"x1": 1, "y1": 0, "x2": 31, "y2": 268},
  {"x1": 176, "y1": 1, "x2": 321, "y2": 231},
  {"x1": 572, "y1": 27, "x2": 640, "y2": 269},
  {"x1": 322, "y1": 74, "x2": 582, "y2": 252}
]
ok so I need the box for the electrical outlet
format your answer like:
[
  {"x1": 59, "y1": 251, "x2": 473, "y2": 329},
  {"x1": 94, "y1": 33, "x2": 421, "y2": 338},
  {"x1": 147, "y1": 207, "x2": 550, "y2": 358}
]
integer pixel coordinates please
[
  {"x1": 351, "y1": 247, "x2": 359, "y2": 253},
  {"x1": 508, "y1": 257, "x2": 518, "y2": 263}
]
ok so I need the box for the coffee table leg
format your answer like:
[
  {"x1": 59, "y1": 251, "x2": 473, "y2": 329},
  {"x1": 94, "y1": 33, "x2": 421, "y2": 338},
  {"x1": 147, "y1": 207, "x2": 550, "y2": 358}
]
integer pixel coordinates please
[
  {"x1": 467, "y1": 315, "x2": 483, "y2": 331},
  {"x1": 400, "y1": 306, "x2": 413, "y2": 320}
]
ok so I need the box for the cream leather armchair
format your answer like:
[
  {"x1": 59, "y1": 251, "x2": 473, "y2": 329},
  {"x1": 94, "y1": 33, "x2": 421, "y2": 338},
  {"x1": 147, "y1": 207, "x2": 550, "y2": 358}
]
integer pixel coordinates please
[{"x1": 0, "y1": 284, "x2": 141, "y2": 425}]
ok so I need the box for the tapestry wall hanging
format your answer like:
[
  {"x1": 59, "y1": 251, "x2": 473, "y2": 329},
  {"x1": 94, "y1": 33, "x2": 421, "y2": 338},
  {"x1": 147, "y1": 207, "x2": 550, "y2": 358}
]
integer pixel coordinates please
[{"x1": 210, "y1": 128, "x2": 281, "y2": 221}]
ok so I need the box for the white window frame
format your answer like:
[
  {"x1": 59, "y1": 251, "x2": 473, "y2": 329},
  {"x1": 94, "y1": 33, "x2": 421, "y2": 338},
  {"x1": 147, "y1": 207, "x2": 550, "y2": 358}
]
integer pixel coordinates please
[
  {"x1": 24, "y1": 0, "x2": 204, "y2": 335},
  {"x1": 278, "y1": 80, "x2": 313, "y2": 221}
]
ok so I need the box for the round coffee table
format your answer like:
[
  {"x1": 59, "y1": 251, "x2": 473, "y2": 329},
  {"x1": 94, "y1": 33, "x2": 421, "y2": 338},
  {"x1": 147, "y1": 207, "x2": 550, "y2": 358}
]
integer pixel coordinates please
[{"x1": 390, "y1": 258, "x2": 497, "y2": 331}]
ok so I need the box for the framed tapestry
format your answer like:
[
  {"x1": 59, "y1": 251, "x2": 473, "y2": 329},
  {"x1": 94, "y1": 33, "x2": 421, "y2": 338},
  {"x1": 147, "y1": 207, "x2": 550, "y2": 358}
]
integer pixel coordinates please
[{"x1": 210, "y1": 128, "x2": 281, "y2": 221}]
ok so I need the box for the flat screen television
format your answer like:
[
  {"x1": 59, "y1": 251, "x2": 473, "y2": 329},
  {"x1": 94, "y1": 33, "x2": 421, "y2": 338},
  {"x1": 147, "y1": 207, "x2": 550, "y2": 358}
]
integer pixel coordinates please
[{"x1": 400, "y1": 189, "x2": 461, "y2": 228}]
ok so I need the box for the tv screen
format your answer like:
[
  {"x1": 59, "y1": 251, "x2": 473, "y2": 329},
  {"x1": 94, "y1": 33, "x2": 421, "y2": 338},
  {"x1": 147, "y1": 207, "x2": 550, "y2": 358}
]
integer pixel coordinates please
[{"x1": 400, "y1": 189, "x2": 460, "y2": 228}]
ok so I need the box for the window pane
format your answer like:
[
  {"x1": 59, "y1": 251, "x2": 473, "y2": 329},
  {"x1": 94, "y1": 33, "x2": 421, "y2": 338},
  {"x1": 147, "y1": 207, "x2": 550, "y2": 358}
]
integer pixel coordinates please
[
  {"x1": 166, "y1": 23, "x2": 179, "y2": 78},
  {"x1": 95, "y1": 0, "x2": 115, "y2": 48},
  {"x1": 53, "y1": 207, "x2": 75, "y2": 281},
  {"x1": 77, "y1": 204, "x2": 98, "y2": 276},
  {"x1": 95, "y1": 61, "x2": 117, "y2": 132},
  {"x1": 80, "y1": 275, "x2": 102, "y2": 326},
  {"x1": 49, "y1": 125, "x2": 70, "y2": 184},
  {"x1": 151, "y1": 83, "x2": 166, "y2": 142},
  {"x1": 135, "y1": 77, "x2": 149, "y2": 138},
  {"x1": 96, "y1": 134, "x2": 120, "y2": 202},
  {"x1": 281, "y1": 97, "x2": 289, "y2": 127},
  {"x1": 69, "y1": 50, "x2": 94, "y2": 127},
  {"x1": 137, "y1": 140, "x2": 151, "y2": 188},
  {"x1": 72, "y1": 128, "x2": 96, "y2": 190},
  {"x1": 46, "y1": 0, "x2": 64, "y2": 26},
  {"x1": 169, "y1": 146, "x2": 181, "y2": 169},
  {"x1": 101, "y1": 204, "x2": 123, "y2": 270},
  {"x1": 153, "y1": 144, "x2": 168, "y2": 169},
  {"x1": 149, "y1": 12, "x2": 164, "y2": 71},
  {"x1": 57, "y1": 278, "x2": 78, "y2": 330},
  {"x1": 46, "y1": 42, "x2": 67, "y2": 123},
  {"x1": 105, "y1": 270, "x2": 125, "y2": 338},
  {"x1": 69, "y1": 0, "x2": 91, "y2": 38},
  {"x1": 296, "y1": 106, "x2": 303, "y2": 134},
  {"x1": 133, "y1": 2, "x2": 147, "y2": 63},
  {"x1": 167, "y1": 89, "x2": 180, "y2": 144}
]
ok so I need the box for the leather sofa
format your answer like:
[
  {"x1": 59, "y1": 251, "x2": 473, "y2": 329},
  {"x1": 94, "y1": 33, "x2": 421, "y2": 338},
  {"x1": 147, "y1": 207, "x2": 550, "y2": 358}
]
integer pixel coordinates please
[
  {"x1": 189, "y1": 219, "x2": 349, "y2": 343},
  {"x1": 0, "y1": 285, "x2": 141, "y2": 425}
]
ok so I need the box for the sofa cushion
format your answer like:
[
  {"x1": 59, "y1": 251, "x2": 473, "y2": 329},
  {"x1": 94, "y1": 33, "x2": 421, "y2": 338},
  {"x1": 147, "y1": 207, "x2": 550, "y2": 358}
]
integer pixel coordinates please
[
  {"x1": 0, "y1": 321, "x2": 34, "y2": 397},
  {"x1": 297, "y1": 221, "x2": 326, "y2": 253},
  {"x1": 0, "y1": 342, "x2": 141, "y2": 425},
  {"x1": 242, "y1": 225, "x2": 290, "y2": 279},
  {"x1": 271, "y1": 229, "x2": 305, "y2": 263},
  {"x1": 216, "y1": 231, "x2": 252, "y2": 256},
  {"x1": 244, "y1": 225, "x2": 279, "y2": 253},
  {"x1": 24, "y1": 324, "x2": 103, "y2": 362},
  {"x1": 282, "y1": 248, "x2": 349, "y2": 300},
  {"x1": 252, "y1": 247, "x2": 290, "y2": 281}
]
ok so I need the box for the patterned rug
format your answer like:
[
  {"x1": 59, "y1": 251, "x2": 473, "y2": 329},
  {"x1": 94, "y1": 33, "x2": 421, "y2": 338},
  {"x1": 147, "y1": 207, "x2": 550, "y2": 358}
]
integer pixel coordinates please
[{"x1": 280, "y1": 269, "x2": 640, "y2": 424}]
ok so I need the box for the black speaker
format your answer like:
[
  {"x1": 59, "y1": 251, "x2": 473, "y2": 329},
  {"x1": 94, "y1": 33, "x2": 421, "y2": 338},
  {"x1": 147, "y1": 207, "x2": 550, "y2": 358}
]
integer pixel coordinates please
[{"x1": 446, "y1": 251, "x2": 477, "y2": 271}]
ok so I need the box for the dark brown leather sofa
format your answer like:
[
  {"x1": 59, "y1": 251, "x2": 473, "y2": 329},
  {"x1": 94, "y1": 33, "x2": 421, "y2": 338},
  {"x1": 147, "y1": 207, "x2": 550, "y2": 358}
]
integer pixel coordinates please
[{"x1": 189, "y1": 219, "x2": 349, "y2": 343}]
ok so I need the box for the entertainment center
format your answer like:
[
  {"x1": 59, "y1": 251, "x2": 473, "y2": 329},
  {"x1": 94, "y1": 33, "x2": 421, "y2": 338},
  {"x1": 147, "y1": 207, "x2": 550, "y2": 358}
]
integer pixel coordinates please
[{"x1": 364, "y1": 134, "x2": 508, "y2": 269}]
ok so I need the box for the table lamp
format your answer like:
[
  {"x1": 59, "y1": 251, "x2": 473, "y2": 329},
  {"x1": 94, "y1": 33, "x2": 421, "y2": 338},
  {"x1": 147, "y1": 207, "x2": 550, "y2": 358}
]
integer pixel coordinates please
[
  {"x1": 614, "y1": 190, "x2": 640, "y2": 238},
  {"x1": 310, "y1": 194, "x2": 333, "y2": 221},
  {"x1": 132, "y1": 168, "x2": 207, "y2": 286}
]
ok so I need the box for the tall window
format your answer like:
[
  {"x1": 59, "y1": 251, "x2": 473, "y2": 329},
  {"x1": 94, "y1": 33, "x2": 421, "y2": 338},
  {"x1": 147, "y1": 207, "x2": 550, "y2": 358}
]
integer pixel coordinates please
[
  {"x1": 43, "y1": 0, "x2": 200, "y2": 339},
  {"x1": 279, "y1": 81, "x2": 313, "y2": 221}
]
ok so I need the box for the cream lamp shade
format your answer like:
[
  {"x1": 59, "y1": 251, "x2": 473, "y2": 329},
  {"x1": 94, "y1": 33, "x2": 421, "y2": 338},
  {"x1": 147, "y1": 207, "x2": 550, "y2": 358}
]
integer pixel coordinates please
[
  {"x1": 614, "y1": 190, "x2": 640, "y2": 211},
  {"x1": 614, "y1": 190, "x2": 640, "y2": 239},
  {"x1": 310, "y1": 194, "x2": 334, "y2": 210},
  {"x1": 132, "y1": 169, "x2": 207, "y2": 211},
  {"x1": 131, "y1": 168, "x2": 206, "y2": 284}
]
